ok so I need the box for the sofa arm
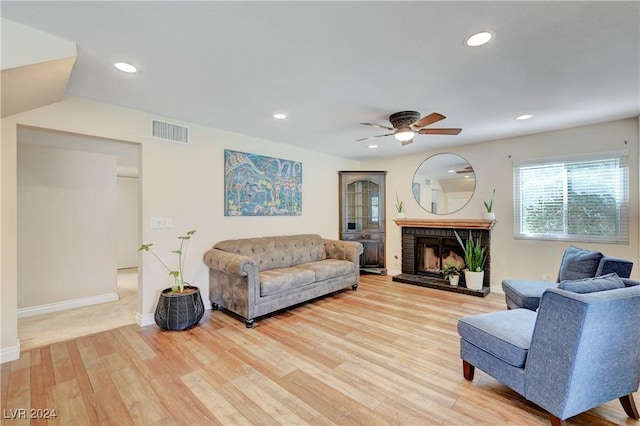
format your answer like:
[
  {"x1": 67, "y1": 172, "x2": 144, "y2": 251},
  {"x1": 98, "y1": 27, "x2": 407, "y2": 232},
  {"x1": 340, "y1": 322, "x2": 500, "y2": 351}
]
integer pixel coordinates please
[
  {"x1": 525, "y1": 286, "x2": 640, "y2": 420},
  {"x1": 323, "y1": 239, "x2": 364, "y2": 263},
  {"x1": 596, "y1": 255, "x2": 633, "y2": 278},
  {"x1": 203, "y1": 248, "x2": 258, "y2": 276},
  {"x1": 621, "y1": 278, "x2": 640, "y2": 287},
  {"x1": 204, "y1": 248, "x2": 260, "y2": 324}
]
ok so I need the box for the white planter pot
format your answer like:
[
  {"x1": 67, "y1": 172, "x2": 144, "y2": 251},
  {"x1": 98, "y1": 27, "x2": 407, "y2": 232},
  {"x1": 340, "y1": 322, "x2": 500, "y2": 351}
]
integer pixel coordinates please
[
  {"x1": 483, "y1": 212, "x2": 496, "y2": 220},
  {"x1": 449, "y1": 275, "x2": 460, "y2": 286},
  {"x1": 396, "y1": 212, "x2": 406, "y2": 219},
  {"x1": 464, "y1": 270, "x2": 484, "y2": 290}
]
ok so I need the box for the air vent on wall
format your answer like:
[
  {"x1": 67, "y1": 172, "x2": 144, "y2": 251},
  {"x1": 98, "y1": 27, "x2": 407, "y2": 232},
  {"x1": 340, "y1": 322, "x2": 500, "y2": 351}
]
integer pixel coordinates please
[{"x1": 151, "y1": 119, "x2": 189, "y2": 144}]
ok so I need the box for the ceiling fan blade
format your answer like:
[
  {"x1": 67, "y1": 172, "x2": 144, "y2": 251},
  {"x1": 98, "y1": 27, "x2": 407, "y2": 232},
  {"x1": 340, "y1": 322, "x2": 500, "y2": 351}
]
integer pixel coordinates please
[
  {"x1": 360, "y1": 122, "x2": 394, "y2": 131},
  {"x1": 355, "y1": 133, "x2": 395, "y2": 142},
  {"x1": 412, "y1": 112, "x2": 445, "y2": 129},
  {"x1": 417, "y1": 128, "x2": 462, "y2": 135},
  {"x1": 456, "y1": 166, "x2": 474, "y2": 174}
]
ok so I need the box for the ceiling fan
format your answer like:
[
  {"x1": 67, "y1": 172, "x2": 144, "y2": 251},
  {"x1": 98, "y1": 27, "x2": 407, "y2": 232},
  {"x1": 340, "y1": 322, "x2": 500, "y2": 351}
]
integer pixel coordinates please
[
  {"x1": 456, "y1": 165, "x2": 474, "y2": 174},
  {"x1": 357, "y1": 111, "x2": 462, "y2": 145}
]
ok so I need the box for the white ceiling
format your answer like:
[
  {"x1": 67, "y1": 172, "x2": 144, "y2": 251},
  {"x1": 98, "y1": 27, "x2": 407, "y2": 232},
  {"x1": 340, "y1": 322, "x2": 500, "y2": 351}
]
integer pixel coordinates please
[{"x1": 2, "y1": 1, "x2": 639, "y2": 160}]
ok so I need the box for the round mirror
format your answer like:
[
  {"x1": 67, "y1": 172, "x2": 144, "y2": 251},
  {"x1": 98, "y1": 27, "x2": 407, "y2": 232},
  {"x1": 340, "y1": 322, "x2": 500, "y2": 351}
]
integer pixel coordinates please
[{"x1": 412, "y1": 153, "x2": 476, "y2": 214}]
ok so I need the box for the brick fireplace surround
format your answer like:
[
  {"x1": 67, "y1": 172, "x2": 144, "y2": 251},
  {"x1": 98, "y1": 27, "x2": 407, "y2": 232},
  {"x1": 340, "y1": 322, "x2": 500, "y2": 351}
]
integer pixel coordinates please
[{"x1": 392, "y1": 218, "x2": 495, "y2": 297}]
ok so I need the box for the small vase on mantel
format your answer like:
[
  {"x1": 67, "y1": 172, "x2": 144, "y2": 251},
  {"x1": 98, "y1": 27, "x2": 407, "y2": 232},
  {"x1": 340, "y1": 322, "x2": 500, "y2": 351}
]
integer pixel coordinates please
[
  {"x1": 397, "y1": 212, "x2": 406, "y2": 219},
  {"x1": 483, "y1": 212, "x2": 496, "y2": 221},
  {"x1": 483, "y1": 189, "x2": 496, "y2": 221}
]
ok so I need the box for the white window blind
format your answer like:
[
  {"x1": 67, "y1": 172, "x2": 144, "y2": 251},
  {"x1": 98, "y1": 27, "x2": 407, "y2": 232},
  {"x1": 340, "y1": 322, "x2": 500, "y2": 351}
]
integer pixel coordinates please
[{"x1": 514, "y1": 151, "x2": 629, "y2": 243}]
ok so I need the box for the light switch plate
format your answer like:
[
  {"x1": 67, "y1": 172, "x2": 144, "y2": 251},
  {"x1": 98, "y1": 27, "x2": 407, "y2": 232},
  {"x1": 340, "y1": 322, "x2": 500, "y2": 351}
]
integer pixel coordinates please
[{"x1": 151, "y1": 217, "x2": 163, "y2": 229}]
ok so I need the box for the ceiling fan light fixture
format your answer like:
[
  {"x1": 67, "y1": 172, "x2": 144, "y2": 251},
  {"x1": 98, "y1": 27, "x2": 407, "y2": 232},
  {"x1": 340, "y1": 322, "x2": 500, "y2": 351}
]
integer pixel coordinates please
[{"x1": 394, "y1": 129, "x2": 415, "y2": 142}]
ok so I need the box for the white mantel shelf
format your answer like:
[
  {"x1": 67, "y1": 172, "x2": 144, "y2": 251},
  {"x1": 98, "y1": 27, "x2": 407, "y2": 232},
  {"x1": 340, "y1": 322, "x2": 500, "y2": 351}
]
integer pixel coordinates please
[{"x1": 393, "y1": 218, "x2": 496, "y2": 230}]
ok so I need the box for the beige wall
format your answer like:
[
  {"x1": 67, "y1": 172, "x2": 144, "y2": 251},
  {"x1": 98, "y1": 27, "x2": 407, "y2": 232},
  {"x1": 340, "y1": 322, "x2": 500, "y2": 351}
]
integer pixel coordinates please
[
  {"x1": 17, "y1": 143, "x2": 118, "y2": 309},
  {"x1": 2, "y1": 96, "x2": 638, "y2": 362},
  {"x1": 117, "y1": 176, "x2": 139, "y2": 269},
  {"x1": 1, "y1": 118, "x2": 19, "y2": 360},
  {"x1": 363, "y1": 118, "x2": 640, "y2": 286},
  {"x1": 1, "y1": 96, "x2": 359, "y2": 361}
]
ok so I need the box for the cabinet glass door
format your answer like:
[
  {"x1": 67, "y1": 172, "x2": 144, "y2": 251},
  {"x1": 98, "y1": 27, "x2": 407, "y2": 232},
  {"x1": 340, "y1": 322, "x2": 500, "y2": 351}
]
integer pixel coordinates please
[{"x1": 346, "y1": 180, "x2": 380, "y2": 231}]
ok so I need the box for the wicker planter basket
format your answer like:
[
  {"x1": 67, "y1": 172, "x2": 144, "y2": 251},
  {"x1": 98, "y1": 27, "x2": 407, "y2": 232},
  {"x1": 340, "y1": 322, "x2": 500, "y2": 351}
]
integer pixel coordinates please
[{"x1": 154, "y1": 285, "x2": 205, "y2": 331}]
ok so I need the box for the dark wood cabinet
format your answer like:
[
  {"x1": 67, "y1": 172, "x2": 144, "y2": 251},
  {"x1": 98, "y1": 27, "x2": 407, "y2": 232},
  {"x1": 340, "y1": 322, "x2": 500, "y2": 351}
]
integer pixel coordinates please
[{"x1": 339, "y1": 171, "x2": 386, "y2": 275}]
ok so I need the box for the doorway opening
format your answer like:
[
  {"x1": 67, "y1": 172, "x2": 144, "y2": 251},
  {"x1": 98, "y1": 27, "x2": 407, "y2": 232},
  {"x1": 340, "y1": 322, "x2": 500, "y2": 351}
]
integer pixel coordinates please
[{"x1": 16, "y1": 126, "x2": 141, "y2": 348}]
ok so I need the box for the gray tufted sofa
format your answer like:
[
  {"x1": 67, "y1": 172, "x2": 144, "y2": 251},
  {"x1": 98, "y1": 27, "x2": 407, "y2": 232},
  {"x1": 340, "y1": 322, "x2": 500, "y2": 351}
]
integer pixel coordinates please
[{"x1": 203, "y1": 234, "x2": 363, "y2": 327}]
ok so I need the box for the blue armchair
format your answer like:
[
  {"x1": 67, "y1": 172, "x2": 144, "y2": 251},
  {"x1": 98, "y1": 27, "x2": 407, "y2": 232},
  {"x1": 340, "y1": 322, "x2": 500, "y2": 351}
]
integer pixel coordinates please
[
  {"x1": 458, "y1": 274, "x2": 640, "y2": 425},
  {"x1": 502, "y1": 245, "x2": 633, "y2": 310}
]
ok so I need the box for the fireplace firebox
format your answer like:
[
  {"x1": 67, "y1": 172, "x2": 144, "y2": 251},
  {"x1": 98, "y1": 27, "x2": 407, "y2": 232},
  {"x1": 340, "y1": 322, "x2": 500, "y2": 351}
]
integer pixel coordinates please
[
  {"x1": 392, "y1": 219, "x2": 494, "y2": 297},
  {"x1": 415, "y1": 236, "x2": 467, "y2": 276}
]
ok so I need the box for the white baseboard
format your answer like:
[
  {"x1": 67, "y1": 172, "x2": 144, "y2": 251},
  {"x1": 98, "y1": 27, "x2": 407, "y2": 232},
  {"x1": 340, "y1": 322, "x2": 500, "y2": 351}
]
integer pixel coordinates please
[
  {"x1": 491, "y1": 284, "x2": 504, "y2": 294},
  {"x1": 0, "y1": 340, "x2": 20, "y2": 364},
  {"x1": 136, "y1": 312, "x2": 155, "y2": 327},
  {"x1": 18, "y1": 292, "x2": 119, "y2": 319}
]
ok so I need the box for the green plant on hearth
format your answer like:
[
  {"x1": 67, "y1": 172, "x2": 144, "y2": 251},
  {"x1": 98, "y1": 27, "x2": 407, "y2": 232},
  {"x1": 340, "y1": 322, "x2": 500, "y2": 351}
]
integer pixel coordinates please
[
  {"x1": 454, "y1": 230, "x2": 487, "y2": 272},
  {"x1": 442, "y1": 261, "x2": 462, "y2": 279},
  {"x1": 483, "y1": 188, "x2": 496, "y2": 213},
  {"x1": 395, "y1": 193, "x2": 404, "y2": 213},
  {"x1": 138, "y1": 230, "x2": 196, "y2": 293}
]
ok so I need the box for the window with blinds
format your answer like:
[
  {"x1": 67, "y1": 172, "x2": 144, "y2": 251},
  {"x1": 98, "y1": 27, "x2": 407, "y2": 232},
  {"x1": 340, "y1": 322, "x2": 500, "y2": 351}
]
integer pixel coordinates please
[{"x1": 514, "y1": 151, "x2": 629, "y2": 243}]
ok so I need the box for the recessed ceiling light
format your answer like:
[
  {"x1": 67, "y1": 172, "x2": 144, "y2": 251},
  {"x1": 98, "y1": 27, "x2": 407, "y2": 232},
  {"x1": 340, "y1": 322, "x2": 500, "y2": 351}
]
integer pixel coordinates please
[
  {"x1": 368, "y1": 144, "x2": 378, "y2": 149},
  {"x1": 114, "y1": 62, "x2": 137, "y2": 73},
  {"x1": 516, "y1": 114, "x2": 534, "y2": 120},
  {"x1": 273, "y1": 113, "x2": 287, "y2": 120},
  {"x1": 448, "y1": 169, "x2": 455, "y2": 173},
  {"x1": 464, "y1": 31, "x2": 494, "y2": 47}
]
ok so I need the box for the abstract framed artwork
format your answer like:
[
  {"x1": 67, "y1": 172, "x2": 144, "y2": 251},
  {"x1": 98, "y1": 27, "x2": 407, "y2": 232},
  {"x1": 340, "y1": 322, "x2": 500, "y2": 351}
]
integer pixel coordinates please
[
  {"x1": 412, "y1": 182, "x2": 421, "y2": 203},
  {"x1": 224, "y1": 149, "x2": 302, "y2": 216}
]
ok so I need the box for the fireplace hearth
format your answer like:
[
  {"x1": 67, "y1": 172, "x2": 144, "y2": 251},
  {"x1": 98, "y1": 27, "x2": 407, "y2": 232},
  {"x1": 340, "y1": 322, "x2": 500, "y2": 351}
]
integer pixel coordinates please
[{"x1": 392, "y1": 218, "x2": 494, "y2": 297}]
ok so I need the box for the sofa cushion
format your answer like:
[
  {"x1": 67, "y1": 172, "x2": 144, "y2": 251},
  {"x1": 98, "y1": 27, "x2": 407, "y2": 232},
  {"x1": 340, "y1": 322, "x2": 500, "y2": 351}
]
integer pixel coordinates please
[
  {"x1": 458, "y1": 309, "x2": 537, "y2": 368},
  {"x1": 294, "y1": 259, "x2": 355, "y2": 282},
  {"x1": 557, "y1": 273, "x2": 626, "y2": 294},
  {"x1": 557, "y1": 246, "x2": 603, "y2": 281},
  {"x1": 260, "y1": 267, "x2": 316, "y2": 296}
]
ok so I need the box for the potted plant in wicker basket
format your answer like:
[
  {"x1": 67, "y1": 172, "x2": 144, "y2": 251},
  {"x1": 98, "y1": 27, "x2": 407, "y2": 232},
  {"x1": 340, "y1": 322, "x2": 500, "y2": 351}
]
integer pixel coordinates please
[{"x1": 138, "y1": 230, "x2": 204, "y2": 331}]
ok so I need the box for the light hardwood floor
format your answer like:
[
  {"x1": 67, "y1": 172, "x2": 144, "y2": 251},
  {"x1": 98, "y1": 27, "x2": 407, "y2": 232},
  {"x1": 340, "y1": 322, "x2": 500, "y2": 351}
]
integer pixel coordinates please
[{"x1": 2, "y1": 274, "x2": 637, "y2": 425}]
